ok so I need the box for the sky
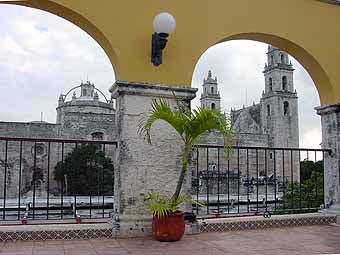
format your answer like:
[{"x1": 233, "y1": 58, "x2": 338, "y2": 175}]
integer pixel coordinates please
[{"x1": 0, "y1": 5, "x2": 322, "y2": 149}]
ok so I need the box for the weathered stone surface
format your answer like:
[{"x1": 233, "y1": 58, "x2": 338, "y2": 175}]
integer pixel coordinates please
[
  {"x1": 0, "y1": 81, "x2": 116, "y2": 198},
  {"x1": 111, "y1": 80, "x2": 197, "y2": 236},
  {"x1": 316, "y1": 103, "x2": 340, "y2": 214}
]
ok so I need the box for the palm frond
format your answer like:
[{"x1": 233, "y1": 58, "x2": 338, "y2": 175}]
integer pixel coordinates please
[
  {"x1": 138, "y1": 99, "x2": 187, "y2": 144},
  {"x1": 185, "y1": 107, "x2": 232, "y2": 143}
]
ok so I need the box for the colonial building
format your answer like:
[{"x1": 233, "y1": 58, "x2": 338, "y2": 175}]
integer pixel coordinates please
[
  {"x1": 0, "y1": 81, "x2": 116, "y2": 198},
  {"x1": 195, "y1": 45, "x2": 300, "y2": 186}
]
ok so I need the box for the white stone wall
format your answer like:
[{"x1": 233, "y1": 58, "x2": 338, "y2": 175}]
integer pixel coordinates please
[
  {"x1": 316, "y1": 103, "x2": 340, "y2": 212},
  {"x1": 111, "y1": 81, "x2": 197, "y2": 235}
]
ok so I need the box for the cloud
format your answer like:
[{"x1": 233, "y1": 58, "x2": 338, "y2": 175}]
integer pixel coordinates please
[
  {"x1": 300, "y1": 128, "x2": 322, "y2": 149},
  {"x1": 0, "y1": 5, "x2": 115, "y2": 123}
]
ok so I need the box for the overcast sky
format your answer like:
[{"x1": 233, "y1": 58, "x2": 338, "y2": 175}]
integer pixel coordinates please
[{"x1": 0, "y1": 5, "x2": 321, "y2": 148}]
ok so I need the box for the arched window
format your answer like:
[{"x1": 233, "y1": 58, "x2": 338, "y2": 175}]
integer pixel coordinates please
[
  {"x1": 83, "y1": 89, "x2": 87, "y2": 96},
  {"x1": 281, "y1": 54, "x2": 285, "y2": 63},
  {"x1": 211, "y1": 87, "x2": 214, "y2": 94},
  {"x1": 92, "y1": 132, "x2": 104, "y2": 151},
  {"x1": 269, "y1": 78, "x2": 273, "y2": 91},
  {"x1": 267, "y1": 105, "x2": 271, "y2": 116},
  {"x1": 92, "y1": 132, "x2": 104, "y2": 141},
  {"x1": 284, "y1": 101, "x2": 289, "y2": 115},
  {"x1": 211, "y1": 103, "x2": 216, "y2": 109},
  {"x1": 270, "y1": 55, "x2": 274, "y2": 64},
  {"x1": 282, "y1": 76, "x2": 287, "y2": 90}
]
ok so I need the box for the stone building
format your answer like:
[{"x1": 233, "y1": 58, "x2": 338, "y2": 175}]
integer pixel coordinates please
[
  {"x1": 0, "y1": 81, "x2": 116, "y2": 198},
  {"x1": 0, "y1": 46, "x2": 300, "y2": 200},
  {"x1": 194, "y1": 45, "x2": 300, "y2": 193}
]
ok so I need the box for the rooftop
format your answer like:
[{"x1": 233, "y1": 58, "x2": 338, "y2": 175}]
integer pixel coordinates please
[{"x1": 1, "y1": 225, "x2": 340, "y2": 254}]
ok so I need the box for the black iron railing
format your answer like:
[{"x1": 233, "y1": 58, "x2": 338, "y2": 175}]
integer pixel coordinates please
[
  {"x1": 0, "y1": 137, "x2": 117, "y2": 222},
  {"x1": 191, "y1": 144, "x2": 331, "y2": 218}
]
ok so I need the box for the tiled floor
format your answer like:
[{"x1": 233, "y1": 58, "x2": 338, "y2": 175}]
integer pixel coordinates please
[{"x1": 1, "y1": 225, "x2": 340, "y2": 254}]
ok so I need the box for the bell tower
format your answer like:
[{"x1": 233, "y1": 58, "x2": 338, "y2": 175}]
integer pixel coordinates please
[
  {"x1": 261, "y1": 45, "x2": 299, "y2": 179},
  {"x1": 261, "y1": 45, "x2": 299, "y2": 147},
  {"x1": 200, "y1": 70, "x2": 221, "y2": 110}
]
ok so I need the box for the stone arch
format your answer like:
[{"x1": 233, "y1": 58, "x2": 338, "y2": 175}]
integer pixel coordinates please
[{"x1": 2, "y1": 1, "x2": 336, "y2": 106}]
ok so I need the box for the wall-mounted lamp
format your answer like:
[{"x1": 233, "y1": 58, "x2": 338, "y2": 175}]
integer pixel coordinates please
[{"x1": 151, "y1": 12, "x2": 176, "y2": 66}]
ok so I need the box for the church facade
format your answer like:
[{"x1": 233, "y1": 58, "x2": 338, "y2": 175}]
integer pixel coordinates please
[
  {"x1": 196, "y1": 45, "x2": 300, "y2": 183},
  {"x1": 0, "y1": 81, "x2": 116, "y2": 198}
]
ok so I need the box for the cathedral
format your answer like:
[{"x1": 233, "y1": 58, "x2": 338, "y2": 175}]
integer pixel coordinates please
[
  {"x1": 196, "y1": 45, "x2": 300, "y2": 182},
  {"x1": 201, "y1": 45, "x2": 299, "y2": 149}
]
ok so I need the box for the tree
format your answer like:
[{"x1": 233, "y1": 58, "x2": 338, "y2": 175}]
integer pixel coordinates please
[
  {"x1": 282, "y1": 160, "x2": 324, "y2": 210},
  {"x1": 54, "y1": 144, "x2": 114, "y2": 196},
  {"x1": 300, "y1": 160, "x2": 323, "y2": 182}
]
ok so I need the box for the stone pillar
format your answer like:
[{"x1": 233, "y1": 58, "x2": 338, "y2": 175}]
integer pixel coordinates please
[
  {"x1": 110, "y1": 81, "x2": 197, "y2": 237},
  {"x1": 316, "y1": 103, "x2": 340, "y2": 214}
]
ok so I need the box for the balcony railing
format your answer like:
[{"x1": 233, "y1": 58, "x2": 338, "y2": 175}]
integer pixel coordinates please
[
  {"x1": 0, "y1": 137, "x2": 117, "y2": 222},
  {"x1": 191, "y1": 144, "x2": 331, "y2": 218}
]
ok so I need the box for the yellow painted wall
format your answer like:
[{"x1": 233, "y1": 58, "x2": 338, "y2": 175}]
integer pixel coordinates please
[{"x1": 1, "y1": 0, "x2": 340, "y2": 105}]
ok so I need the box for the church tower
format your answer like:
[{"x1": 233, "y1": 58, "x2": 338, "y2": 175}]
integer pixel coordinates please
[
  {"x1": 260, "y1": 45, "x2": 300, "y2": 180},
  {"x1": 260, "y1": 45, "x2": 299, "y2": 148},
  {"x1": 200, "y1": 70, "x2": 221, "y2": 110}
]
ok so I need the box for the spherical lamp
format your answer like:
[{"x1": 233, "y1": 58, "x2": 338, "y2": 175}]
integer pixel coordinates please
[
  {"x1": 153, "y1": 12, "x2": 176, "y2": 35},
  {"x1": 151, "y1": 12, "x2": 176, "y2": 66}
]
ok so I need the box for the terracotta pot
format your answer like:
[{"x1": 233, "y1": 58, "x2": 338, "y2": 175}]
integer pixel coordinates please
[{"x1": 152, "y1": 211, "x2": 185, "y2": 241}]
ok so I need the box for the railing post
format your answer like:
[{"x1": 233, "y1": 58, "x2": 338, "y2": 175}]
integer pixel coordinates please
[{"x1": 316, "y1": 104, "x2": 340, "y2": 216}]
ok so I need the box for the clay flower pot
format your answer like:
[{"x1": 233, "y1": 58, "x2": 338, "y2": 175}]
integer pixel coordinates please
[{"x1": 152, "y1": 211, "x2": 185, "y2": 241}]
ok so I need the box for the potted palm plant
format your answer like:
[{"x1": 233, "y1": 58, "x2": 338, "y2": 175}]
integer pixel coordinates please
[{"x1": 139, "y1": 96, "x2": 232, "y2": 241}]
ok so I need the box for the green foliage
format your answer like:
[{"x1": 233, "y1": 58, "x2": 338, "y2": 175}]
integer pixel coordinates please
[
  {"x1": 143, "y1": 192, "x2": 204, "y2": 218},
  {"x1": 282, "y1": 160, "x2": 324, "y2": 209},
  {"x1": 300, "y1": 160, "x2": 323, "y2": 182},
  {"x1": 139, "y1": 98, "x2": 232, "y2": 147},
  {"x1": 139, "y1": 95, "x2": 232, "y2": 216},
  {"x1": 54, "y1": 144, "x2": 114, "y2": 196}
]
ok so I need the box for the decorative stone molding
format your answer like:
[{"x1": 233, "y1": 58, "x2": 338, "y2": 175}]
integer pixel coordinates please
[
  {"x1": 200, "y1": 214, "x2": 336, "y2": 233},
  {"x1": 110, "y1": 80, "x2": 197, "y2": 101},
  {"x1": 0, "y1": 223, "x2": 112, "y2": 241}
]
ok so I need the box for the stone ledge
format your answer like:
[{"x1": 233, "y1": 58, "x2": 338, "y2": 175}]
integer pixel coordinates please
[
  {"x1": 110, "y1": 80, "x2": 197, "y2": 100},
  {"x1": 0, "y1": 223, "x2": 112, "y2": 241},
  {"x1": 315, "y1": 102, "x2": 340, "y2": 115},
  {"x1": 0, "y1": 213, "x2": 337, "y2": 240},
  {"x1": 199, "y1": 213, "x2": 337, "y2": 232}
]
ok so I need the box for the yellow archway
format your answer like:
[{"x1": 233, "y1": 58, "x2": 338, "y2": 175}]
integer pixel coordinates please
[
  {"x1": 1, "y1": 0, "x2": 339, "y2": 105},
  {"x1": 201, "y1": 33, "x2": 332, "y2": 105}
]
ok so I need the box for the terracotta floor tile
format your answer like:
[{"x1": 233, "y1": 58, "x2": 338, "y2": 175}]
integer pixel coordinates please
[{"x1": 1, "y1": 225, "x2": 340, "y2": 254}]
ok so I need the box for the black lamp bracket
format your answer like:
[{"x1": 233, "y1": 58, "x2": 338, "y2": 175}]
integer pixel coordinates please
[{"x1": 151, "y1": 32, "x2": 169, "y2": 66}]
